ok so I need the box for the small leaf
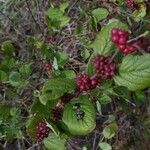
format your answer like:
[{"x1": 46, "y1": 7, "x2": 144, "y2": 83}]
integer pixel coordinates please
[
  {"x1": 81, "y1": 49, "x2": 90, "y2": 59},
  {"x1": 114, "y1": 54, "x2": 150, "y2": 91},
  {"x1": 44, "y1": 133, "x2": 68, "y2": 150},
  {"x1": 105, "y1": 115, "x2": 116, "y2": 124},
  {"x1": 92, "y1": 8, "x2": 109, "y2": 22},
  {"x1": 19, "y1": 63, "x2": 32, "y2": 79},
  {"x1": 98, "y1": 93, "x2": 112, "y2": 105},
  {"x1": 45, "y1": 8, "x2": 70, "y2": 29},
  {"x1": 9, "y1": 72, "x2": 22, "y2": 87},
  {"x1": 59, "y1": 1, "x2": 69, "y2": 13},
  {"x1": 96, "y1": 101, "x2": 102, "y2": 115},
  {"x1": 26, "y1": 113, "x2": 44, "y2": 140},
  {"x1": 56, "y1": 51, "x2": 69, "y2": 66},
  {"x1": 0, "y1": 70, "x2": 8, "y2": 81},
  {"x1": 0, "y1": 104, "x2": 12, "y2": 119},
  {"x1": 86, "y1": 54, "x2": 95, "y2": 75},
  {"x1": 60, "y1": 70, "x2": 76, "y2": 79},
  {"x1": 102, "y1": 123, "x2": 118, "y2": 139},
  {"x1": 1, "y1": 40, "x2": 15, "y2": 56},
  {"x1": 99, "y1": 142, "x2": 112, "y2": 150},
  {"x1": 131, "y1": 2, "x2": 147, "y2": 22}
]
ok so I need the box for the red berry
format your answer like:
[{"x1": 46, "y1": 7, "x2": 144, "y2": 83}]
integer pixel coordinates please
[
  {"x1": 36, "y1": 121, "x2": 51, "y2": 142},
  {"x1": 112, "y1": 35, "x2": 119, "y2": 44},
  {"x1": 90, "y1": 76, "x2": 100, "y2": 89},
  {"x1": 118, "y1": 44, "x2": 126, "y2": 50},
  {"x1": 93, "y1": 55, "x2": 116, "y2": 79},
  {"x1": 127, "y1": 0, "x2": 137, "y2": 8},
  {"x1": 111, "y1": 28, "x2": 129, "y2": 45},
  {"x1": 44, "y1": 63, "x2": 52, "y2": 72},
  {"x1": 118, "y1": 36, "x2": 127, "y2": 44},
  {"x1": 76, "y1": 74, "x2": 91, "y2": 91}
]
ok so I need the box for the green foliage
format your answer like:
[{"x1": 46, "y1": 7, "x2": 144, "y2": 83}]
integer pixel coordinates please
[
  {"x1": 26, "y1": 113, "x2": 44, "y2": 140},
  {"x1": 45, "y1": 7, "x2": 70, "y2": 29},
  {"x1": 102, "y1": 122, "x2": 118, "y2": 139},
  {"x1": 114, "y1": 54, "x2": 150, "y2": 91},
  {"x1": 1, "y1": 40, "x2": 15, "y2": 56},
  {"x1": 39, "y1": 78, "x2": 76, "y2": 105},
  {"x1": 90, "y1": 19, "x2": 129, "y2": 56},
  {"x1": 81, "y1": 49, "x2": 90, "y2": 59},
  {"x1": 62, "y1": 95, "x2": 96, "y2": 135},
  {"x1": 99, "y1": 142, "x2": 112, "y2": 150},
  {"x1": 44, "y1": 133, "x2": 68, "y2": 150},
  {"x1": 131, "y1": 2, "x2": 147, "y2": 22},
  {"x1": 92, "y1": 8, "x2": 109, "y2": 22}
]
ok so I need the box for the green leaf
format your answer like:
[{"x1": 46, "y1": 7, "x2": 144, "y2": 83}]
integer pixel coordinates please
[
  {"x1": 59, "y1": 1, "x2": 69, "y2": 13},
  {"x1": 99, "y1": 142, "x2": 112, "y2": 150},
  {"x1": 26, "y1": 113, "x2": 44, "y2": 140},
  {"x1": 19, "y1": 63, "x2": 32, "y2": 79},
  {"x1": 39, "y1": 78, "x2": 76, "y2": 105},
  {"x1": 113, "y1": 86, "x2": 129, "y2": 98},
  {"x1": 0, "y1": 70, "x2": 8, "y2": 81},
  {"x1": 0, "y1": 57, "x2": 16, "y2": 72},
  {"x1": 105, "y1": 115, "x2": 116, "y2": 124},
  {"x1": 114, "y1": 54, "x2": 150, "y2": 91},
  {"x1": 98, "y1": 93, "x2": 112, "y2": 104},
  {"x1": 30, "y1": 99, "x2": 57, "y2": 117},
  {"x1": 9, "y1": 72, "x2": 22, "y2": 87},
  {"x1": 62, "y1": 95, "x2": 96, "y2": 135},
  {"x1": 43, "y1": 78, "x2": 76, "y2": 93},
  {"x1": 0, "y1": 104, "x2": 12, "y2": 120},
  {"x1": 1, "y1": 40, "x2": 15, "y2": 56},
  {"x1": 56, "y1": 51, "x2": 69, "y2": 66},
  {"x1": 44, "y1": 133, "x2": 68, "y2": 150},
  {"x1": 131, "y1": 2, "x2": 147, "y2": 22},
  {"x1": 86, "y1": 54, "x2": 95, "y2": 75},
  {"x1": 60, "y1": 70, "x2": 76, "y2": 79},
  {"x1": 81, "y1": 49, "x2": 90, "y2": 59},
  {"x1": 90, "y1": 19, "x2": 129, "y2": 56},
  {"x1": 92, "y1": 8, "x2": 109, "y2": 22},
  {"x1": 45, "y1": 8, "x2": 70, "y2": 29},
  {"x1": 102, "y1": 123, "x2": 118, "y2": 139}
]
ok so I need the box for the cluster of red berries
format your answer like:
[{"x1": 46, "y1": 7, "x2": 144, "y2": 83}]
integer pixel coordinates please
[
  {"x1": 43, "y1": 63, "x2": 52, "y2": 72},
  {"x1": 93, "y1": 55, "x2": 116, "y2": 79},
  {"x1": 111, "y1": 28, "x2": 137, "y2": 55},
  {"x1": 51, "y1": 107, "x2": 63, "y2": 122},
  {"x1": 76, "y1": 74, "x2": 100, "y2": 91},
  {"x1": 36, "y1": 121, "x2": 50, "y2": 142},
  {"x1": 126, "y1": 0, "x2": 137, "y2": 8}
]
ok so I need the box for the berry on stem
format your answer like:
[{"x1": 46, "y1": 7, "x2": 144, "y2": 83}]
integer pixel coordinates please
[
  {"x1": 111, "y1": 28, "x2": 137, "y2": 55},
  {"x1": 93, "y1": 55, "x2": 116, "y2": 79},
  {"x1": 76, "y1": 74, "x2": 91, "y2": 91},
  {"x1": 43, "y1": 63, "x2": 52, "y2": 72},
  {"x1": 36, "y1": 121, "x2": 51, "y2": 142}
]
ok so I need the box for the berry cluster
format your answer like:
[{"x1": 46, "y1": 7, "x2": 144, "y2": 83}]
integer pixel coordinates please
[
  {"x1": 111, "y1": 28, "x2": 137, "y2": 55},
  {"x1": 93, "y1": 55, "x2": 116, "y2": 79},
  {"x1": 43, "y1": 63, "x2": 52, "y2": 72},
  {"x1": 126, "y1": 0, "x2": 137, "y2": 8},
  {"x1": 36, "y1": 121, "x2": 50, "y2": 142},
  {"x1": 76, "y1": 74, "x2": 100, "y2": 91},
  {"x1": 51, "y1": 107, "x2": 63, "y2": 122}
]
